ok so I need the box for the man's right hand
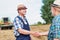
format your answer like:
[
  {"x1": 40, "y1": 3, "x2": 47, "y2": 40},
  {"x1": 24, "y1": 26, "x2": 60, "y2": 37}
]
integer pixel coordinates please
[{"x1": 30, "y1": 32, "x2": 40, "y2": 37}]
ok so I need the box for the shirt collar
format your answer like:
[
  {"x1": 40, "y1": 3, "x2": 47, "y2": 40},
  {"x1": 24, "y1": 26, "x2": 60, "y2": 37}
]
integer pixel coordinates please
[
  {"x1": 54, "y1": 14, "x2": 60, "y2": 18},
  {"x1": 18, "y1": 15, "x2": 25, "y2": 19}
]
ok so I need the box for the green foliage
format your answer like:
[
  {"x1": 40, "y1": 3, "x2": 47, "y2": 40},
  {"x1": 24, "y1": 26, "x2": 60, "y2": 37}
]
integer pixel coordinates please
[
  {"x1": 41, "y1": 0, "x2": 55, "y2": 24},
  {"x1": 37, "y1": 22, "x2": 42, "y2": 24}
]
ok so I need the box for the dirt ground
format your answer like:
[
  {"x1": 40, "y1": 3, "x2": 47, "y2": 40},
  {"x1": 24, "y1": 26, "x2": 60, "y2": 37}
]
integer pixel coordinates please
[{"x1": 0, "y1": 24, "x2": 50, "y2": 40}]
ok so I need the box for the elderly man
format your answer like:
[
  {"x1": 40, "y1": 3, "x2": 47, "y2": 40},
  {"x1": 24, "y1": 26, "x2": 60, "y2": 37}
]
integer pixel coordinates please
[
  {"x1": 13, "y1": 4, "x2": 40, "y2": 40},
  {"x1": 39, "y1": 0, "x2": 60, "y2": 40}
]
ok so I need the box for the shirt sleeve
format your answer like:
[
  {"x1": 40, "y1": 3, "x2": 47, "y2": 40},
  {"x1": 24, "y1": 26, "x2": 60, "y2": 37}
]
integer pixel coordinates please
[
  {"x1": 13, "y1": 17, "x2": 22, "y2": 30},
  {"x1": 53, "y1": 17, "x2": 60, "y2": 39}
]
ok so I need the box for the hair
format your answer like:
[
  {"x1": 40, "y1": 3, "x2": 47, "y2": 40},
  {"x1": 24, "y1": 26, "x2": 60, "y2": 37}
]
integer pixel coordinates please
[{"x1": 17, "y1": 8, "x2": 20, "y2": 13}]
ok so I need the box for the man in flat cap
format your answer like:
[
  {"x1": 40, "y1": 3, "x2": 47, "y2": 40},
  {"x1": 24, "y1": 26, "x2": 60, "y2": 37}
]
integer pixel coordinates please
[
  {"x1": 13, "y1": 4, "x2": 40, "y2": 40},
  {"x1": 39, "y1": 0, "x2": 60, "y2": 40}
]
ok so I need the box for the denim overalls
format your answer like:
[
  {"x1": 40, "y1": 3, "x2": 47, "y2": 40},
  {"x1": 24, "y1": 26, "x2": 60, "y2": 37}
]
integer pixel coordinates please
[{"x1": 16, "y1": 16, "x2": 31, "y2": 40}]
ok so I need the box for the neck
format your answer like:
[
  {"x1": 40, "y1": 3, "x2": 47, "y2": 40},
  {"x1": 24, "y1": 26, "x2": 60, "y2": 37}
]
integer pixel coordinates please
[
  {"x1": 55, "y1": 11, "x2": 60, "y2": 16},
  {"x1": 19, "y1": 13, "x2": 25, "y2": 18}
]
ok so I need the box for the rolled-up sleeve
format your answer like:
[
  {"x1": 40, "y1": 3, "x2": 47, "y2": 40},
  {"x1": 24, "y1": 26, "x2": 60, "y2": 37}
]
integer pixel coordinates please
[{"x1": 13, "y1": 18, "x2": 22, "y2": 30}]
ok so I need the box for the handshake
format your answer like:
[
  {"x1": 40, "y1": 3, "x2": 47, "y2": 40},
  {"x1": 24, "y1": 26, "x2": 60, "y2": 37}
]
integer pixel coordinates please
[
  {"x1": 30, "y1": 31, "x2": 48, "y2": 37},
  {"x1": 30, "y1": 31, "x2": 41, "y2": 37}
]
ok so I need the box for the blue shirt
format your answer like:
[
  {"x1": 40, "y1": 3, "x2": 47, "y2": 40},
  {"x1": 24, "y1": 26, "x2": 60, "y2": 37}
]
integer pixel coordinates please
[
  {"x1": 13, "y1": 15, "x2": 28, "y2": 36},
  {"x1": 48, "y1": 14, "x2": 60, "y2": 40}
]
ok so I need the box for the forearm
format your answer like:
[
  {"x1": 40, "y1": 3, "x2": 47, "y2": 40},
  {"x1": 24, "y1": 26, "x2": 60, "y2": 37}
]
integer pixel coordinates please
[
  {"x1": 54, "y1": 38, "x2": 59, "y2": 40},
  {"x1": 40, "y1": 31, "x2": 49, "y2": 36},
  {"x1": 18, "y1": 28, "x2": 33, "y2": 35}
]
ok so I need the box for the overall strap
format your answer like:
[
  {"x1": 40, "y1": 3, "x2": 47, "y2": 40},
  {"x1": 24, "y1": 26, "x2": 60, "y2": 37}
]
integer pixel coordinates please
[
  {"x1": 24, "y1": 18, "x2": 29, "y2": 25},
  {"x1": 17, "y1": 16, "x2": 24, "y2": 24}
]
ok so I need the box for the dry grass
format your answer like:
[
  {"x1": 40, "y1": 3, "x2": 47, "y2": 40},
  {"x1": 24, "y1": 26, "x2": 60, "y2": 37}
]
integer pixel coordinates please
[{"x1": 0, "y1": 24, "x2": 50, "y2": 40}]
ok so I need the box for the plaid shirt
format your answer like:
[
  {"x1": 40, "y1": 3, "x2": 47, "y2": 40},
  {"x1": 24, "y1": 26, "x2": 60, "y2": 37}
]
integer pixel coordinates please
[
  {"x1": 13, "y1": 15, "x2": 27, "y2": 36},
  {"x1": 48, "y1": 14, "x2": 60, "y2": 40}
]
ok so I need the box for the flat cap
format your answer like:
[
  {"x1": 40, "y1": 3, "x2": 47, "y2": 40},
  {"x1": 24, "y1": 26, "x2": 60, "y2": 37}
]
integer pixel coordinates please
[{"x1": 17, "y1": 3, "x2": 27, "y2": 10}]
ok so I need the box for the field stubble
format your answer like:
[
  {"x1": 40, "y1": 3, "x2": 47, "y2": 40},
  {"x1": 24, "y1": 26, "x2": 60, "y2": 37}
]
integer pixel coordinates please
[{"x1": 0, "y1": 24, "x2": 50, "y2": 40}]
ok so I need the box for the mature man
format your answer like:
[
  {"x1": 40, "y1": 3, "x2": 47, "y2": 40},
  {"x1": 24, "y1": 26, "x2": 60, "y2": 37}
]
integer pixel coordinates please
[
  {"x1": 13, "y1": 4, "x2": 40, "y2": 40},
  {"x1": 39, "y1": 0, "x2": 60, "y2": 40}
]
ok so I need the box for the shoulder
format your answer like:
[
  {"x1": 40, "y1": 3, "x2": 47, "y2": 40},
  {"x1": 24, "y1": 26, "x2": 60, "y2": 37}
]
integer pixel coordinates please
[
  {"x1": 56, "y1": 16, "x2": 60, "y2": 21},
  {"x1": 13, "y1": 16, "x2": 20, "y2": 23},
  {"x1": 53, "y1": 15, "x2": 60, "y2": 23},
  {"x1": 14, "y1": 16, "x2": 19, "y2": 21}
]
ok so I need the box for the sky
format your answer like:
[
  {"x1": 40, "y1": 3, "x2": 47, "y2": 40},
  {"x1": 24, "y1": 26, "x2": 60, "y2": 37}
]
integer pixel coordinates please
[{"x1": 0, "y1": 0, "x2": 45, "y2": 25}]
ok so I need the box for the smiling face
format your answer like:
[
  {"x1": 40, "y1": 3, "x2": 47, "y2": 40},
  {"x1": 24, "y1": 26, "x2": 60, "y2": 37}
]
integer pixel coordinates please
[
  {"x1": 18, "y1": 8, "x2": 27, "y2": 15},
  {"x1": 17, "y1": 4, "x2": 27, "y2": 16}
]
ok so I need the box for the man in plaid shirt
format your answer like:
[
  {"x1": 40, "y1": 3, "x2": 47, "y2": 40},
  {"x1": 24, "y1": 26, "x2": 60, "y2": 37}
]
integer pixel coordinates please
[
  {"x1": 13, "y1": 3, "x2": 40, "y2": 40},
  {"x1": 48, "y1": 14, "x2": 60, "y2": 40},
  {"x1": 39, "y1": 0, "x2": 60, "y2": 40}
]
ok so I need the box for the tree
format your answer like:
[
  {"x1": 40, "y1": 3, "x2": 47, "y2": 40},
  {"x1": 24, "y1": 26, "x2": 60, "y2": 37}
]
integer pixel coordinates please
[{"x1": 41, "y1": 0, "x2": 54, "y2": 24}]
